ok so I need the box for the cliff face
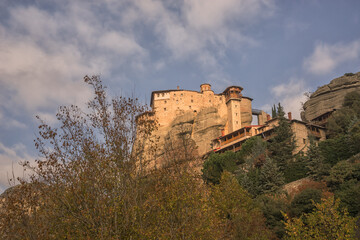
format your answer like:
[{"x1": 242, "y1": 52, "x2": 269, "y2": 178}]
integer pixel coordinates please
[
  {"x1": 301, "y1": 72, "x2": 360, "y2": 122},
  {"x1": 137, "y1": 107, "x2": 226, "y2": 165}
]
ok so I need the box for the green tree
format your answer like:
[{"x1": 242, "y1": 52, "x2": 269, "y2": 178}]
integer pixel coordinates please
[
  {"x1": 238, "y1": 168, "x2": 262, "y2": 197},
  {"x1": 284, "y1": 196, "x2": 357, "y2": 240},
  {"x1": 240, "y1": 136, "x2": 267, "y2": 168},
  {"x1": 327, "y1": 91, "x2": 360, "y2": 138},
  {"x1": 326, "y1": 160, "x2": 357, "y2": 190},
  {"x1": 306, "y1": 138, "x2": 330, "y2": 180},
  {"x1": 289, "y1": 188, "x2": 322, "y2": 218},
  {"x1": 202, "y1": 151, "x2": 239, "y2": 184},
  {"x1": 326, "y1": 161, "x2": 360, "y2": 217},
  {"x1": 272, "y1": 104, "x2": 277, "y2": 118},
  {"x1": 259, "y1": 157, "x2": 285, "y2": 194},
  {"x1": 335, "y1": 180, "x2": 360, "y2": 217},
  {"x1": 256, "y1": 195, "x2": 289, "y2": 239},
  {"x1": 267, "y1": 103, "x2": 295, "y2": 172},
  {"x1": 321, "y1": 91, "x2": 360, "y2": 166},
  {"x1": 283, "y1": 153, "x2": 308, "y2": 183}
]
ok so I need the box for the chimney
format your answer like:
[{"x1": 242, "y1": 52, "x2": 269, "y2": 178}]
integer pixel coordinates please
[
  {"x1": 288, "y1": 112, "x2": 292, "y2": 120},
  {"x1": 266, "y1": 114, "x2": 271, "y2": 121},
  {"x1": 177, "y1": 86, "x2": 180, "y2": 90}
]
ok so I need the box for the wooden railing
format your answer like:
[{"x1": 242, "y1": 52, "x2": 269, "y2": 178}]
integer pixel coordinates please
[{"x1": 220, "y1": 132, "x2": 246, "y2": 146}]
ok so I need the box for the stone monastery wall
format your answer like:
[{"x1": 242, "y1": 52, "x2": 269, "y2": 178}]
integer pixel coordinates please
[
  {"x1": 135, "y1": 83, "x2": 327, "y2": 168},
  {"x1": 151, "y1": 84, "x2": 253, "y2": 135}
]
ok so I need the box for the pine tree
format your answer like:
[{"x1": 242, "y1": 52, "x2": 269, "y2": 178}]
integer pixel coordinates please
[
  {"x1": 267, "y1": 103, "x2": 296, "y2": 172},
  {"x1": 259, "y1": 157, "x2": 285, "y2": 194},
  {"x1": 306, "y1": 138, "x2": 329, "y2": 181},
  {"x1": 272, "y1": 104, "x2": 277, "y2": 118}
]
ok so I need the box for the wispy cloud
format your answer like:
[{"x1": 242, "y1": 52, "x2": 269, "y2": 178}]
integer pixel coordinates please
[
  {"x1": 304, "y1": 40, "x2": 360, "y2": 75},
  {"x1": 0, "y1": 0, "x2": 276, "y2": 124},
  {"x1": 0, "y1": 2, "x2": 148, "y2": 126},
  {"x1": 0, "y1": 142, "x2": 34, "y2": 193},
  {"x1": 270, "y1": 78, "x2": 309, "y2": 119}
]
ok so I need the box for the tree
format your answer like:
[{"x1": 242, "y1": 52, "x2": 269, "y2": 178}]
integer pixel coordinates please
[
  {"x1": 322, "y1": 91, "x2": 360, "y2": 166},
  {"x1": 259, "y1": 157, "x2": 285, "y2": 194},
  {"x1": 272, "y1": 104, "x2": 277, "y2": 118},
  {"x1": 138, "y1": 167, "x2": 217, "y2": 239},
  {"x1": 239, "y1": 136, "x2": 267, "y2": 168},
  {"x1": 283, "y1": 153, "x2": 308, "y2": 183},
  {"x1": 202, "y1": 151, "x2": 239, "y2": 184},
  {"x1": 326, "y1": 160, "x2": 358, "y2": 190},
  {"x1": 4, "y1": 76, "x2": 279, "y2": 239},
  {"x1": 267, "y1": 103, "x2": 295, "y2": 172},
  {"x1": 327, "y1": 91, "x2": 360, "y2": 138},
  {"x1": 306, "y1": 138, "x2": 330, "y2": 180},
  {"x1": 0, "y1": 76, "x2": 157, "y2": 239},
  {"x1": 210, "y1": 172, "x2": 275, "y2": 239},
  {"x1": 236, "y1": 138, "x2": 283, "y2": 196},
  {"x1": 289, "y1": 188, "x2": 322, "y2": 218},
  {"x1": 256, "y1": 195, "x2": 289, "y2": 239},
  {"x1": 284, "y1": 196, "x2": 357, "y2": 240}
]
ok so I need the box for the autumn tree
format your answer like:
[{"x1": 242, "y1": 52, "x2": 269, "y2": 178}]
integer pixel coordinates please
[
  {"x1": 0, "y1": 76, "x2": 156, "y2": 239},
  {"x1": 284, "y1": 196, "x2": 357, "y2": 240},
  {"x1": 210, "y1": 172, "x2": 275, "y2": 239}
]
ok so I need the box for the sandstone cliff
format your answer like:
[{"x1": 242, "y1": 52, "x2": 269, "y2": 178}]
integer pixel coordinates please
[
  {"x1": 136, "y1": 107, "x2": 226, "y2": 166},
  {"x1": 163, "y1": 107, "x2": 226, "y2": 156},
  {"x1": 301, "y1": 72, "x2": 360, "y2": 122}
]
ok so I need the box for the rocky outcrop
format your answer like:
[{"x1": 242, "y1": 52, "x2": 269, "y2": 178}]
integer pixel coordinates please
[
  {"x1": 301, "y1": 72, "x2": 360, "y2": 122},
  {"x1": 141, "y1": 107, "x2": 226, "y2": 164},
  {"x1": 192, "y1": 107, "x2": 227, "y2": 155}
]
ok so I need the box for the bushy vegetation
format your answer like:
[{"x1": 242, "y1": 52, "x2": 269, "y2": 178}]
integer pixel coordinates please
[
  {"x1": 0, "y1": 76, "x2": 273, "y2": 240},
  {"x1": 203, "y1": 93, "x2": 360, "y2": 238},
  {"x1": 1, "y1": 77, "x2": 359, "y2": 239}
]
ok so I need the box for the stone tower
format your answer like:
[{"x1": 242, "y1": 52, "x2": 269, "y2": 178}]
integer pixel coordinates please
[{"x1": 223, "y1": 86, "x2": 252, "y2": 132}]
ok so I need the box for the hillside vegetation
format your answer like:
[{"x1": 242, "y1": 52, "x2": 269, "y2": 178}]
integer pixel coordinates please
[{"x1": 1, "y1": 76, "x2": 359, "y2": 239}]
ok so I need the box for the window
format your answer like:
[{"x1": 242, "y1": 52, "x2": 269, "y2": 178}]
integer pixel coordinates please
[
  {"x1": 303, "y1": 138, "x2": 306, "y2": 144},
  {"x1": 209, "y1": 100, "x2": 211, "y2": 102},
  {"x1": 174, "y1": 93, "x2": 176, "y2": 96},
  {"x1": 189, "y1": 106, "x2": 191, "y2": 109},
  {"x1": 176, "y1": 100, "x2": 179, "y2": 104},
  {"x1": 181, "y1": 93, "x2": 183, "y2": 96},
  {"x1": 164, "y1": 100, "x2": 167, "y2": 104},
  {"x1": 235, "y1": 113, "x2": 238, "y2": 116},
  {"x1": 164, "y1": 108, "x2": 167, "y2": 111},
  {"x1": 161, "y1": 93, "x2": 164, "y2": 97},
  {"x1": 236, "y1": 121, "x2": 238, "y2": 124},
  {"x1": 235, "y1": 105, "x2": 237, "y2": 108},
  {"x1": 191, "y1": 99, "x2": 193, "y2": 103},
  {"x1": 157, "y1": 93, "x2": 160, "y2": 97}
]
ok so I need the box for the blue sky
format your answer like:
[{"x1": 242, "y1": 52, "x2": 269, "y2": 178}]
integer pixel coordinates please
[{"x1": 1, "y1": 0, "x2": 360, "y2": 193}]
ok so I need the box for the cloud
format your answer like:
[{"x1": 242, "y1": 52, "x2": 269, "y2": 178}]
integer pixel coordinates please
[
  {"x1": 0, "y1": 1, "x2": 276, "y2": 119},
  {"x1": 0, "y1": 142, "x2": 35, "y2": 193},
  {"x1": 123, "y1": 0, "x2": 274, "y2": 68},
  {"x1": 0, "y1": 112, "x2": 27, "y2": 130},
  {"x1": 304, "y1": 40, "x2": 360, "y2": 75},
  {"x1": 0, "y1": 2, "x2": 148, "y2": 127},
  {"x1": 284, "y1": 20, "x2": 309, "y2": 37},
  {"x1": 271, "y1": 78, "x2": 309, "y2": 119}
]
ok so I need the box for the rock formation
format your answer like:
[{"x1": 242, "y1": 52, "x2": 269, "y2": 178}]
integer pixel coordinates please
[
  {"x1": 155, "y1": 107, "x2": 226, "y2": 160},
  {"x1": 301, "y1": 72, "x2": 360, "y2": 122}
]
